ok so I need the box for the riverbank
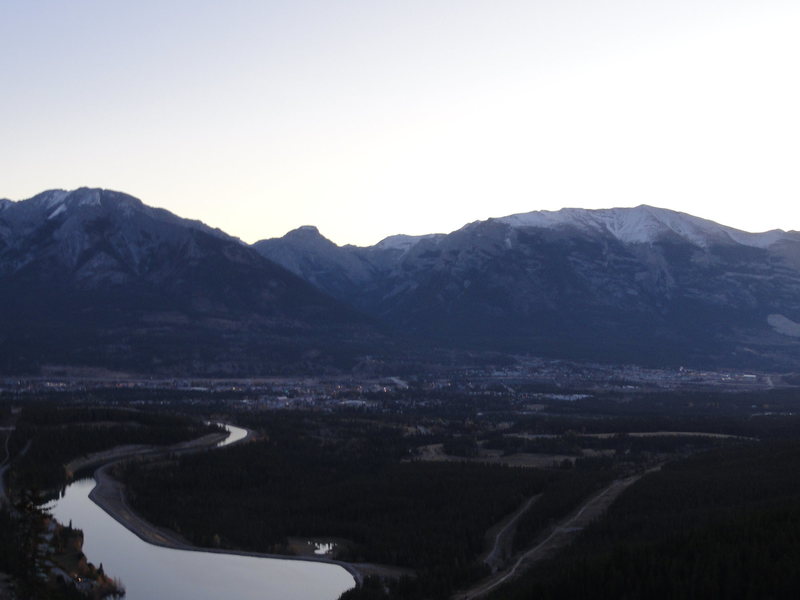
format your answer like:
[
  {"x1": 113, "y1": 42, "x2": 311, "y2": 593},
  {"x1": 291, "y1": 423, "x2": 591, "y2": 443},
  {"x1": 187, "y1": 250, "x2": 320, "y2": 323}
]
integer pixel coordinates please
[
  {"x1": 90, "y1": 462, "x2": 374, "y2": 583},
  {"x1": 65, "y1": 428, "x2": 231, "y2": 478},
  {"x1": 83, "y1": 425, "x2": 407, "y2": 587}
]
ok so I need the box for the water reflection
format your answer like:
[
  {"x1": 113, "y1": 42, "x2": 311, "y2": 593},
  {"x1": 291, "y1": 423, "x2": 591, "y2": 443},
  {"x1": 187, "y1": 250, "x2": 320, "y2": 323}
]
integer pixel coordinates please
[
  {"x1": 46, "y1": 424, "x2": 354, "y2": 600},
  {"x1": 314, "y1": 542, "x2": 337, "y2": 556},
  {"x1": 217, "y1": 423, "x2": 248, "y2": 447}
]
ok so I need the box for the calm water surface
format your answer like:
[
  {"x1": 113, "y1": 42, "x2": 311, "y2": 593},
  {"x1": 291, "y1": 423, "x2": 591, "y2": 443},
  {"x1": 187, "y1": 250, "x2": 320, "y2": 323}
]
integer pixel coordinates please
[{"x1": 47, "y1": 424, "x2": 355, "y2": 600}]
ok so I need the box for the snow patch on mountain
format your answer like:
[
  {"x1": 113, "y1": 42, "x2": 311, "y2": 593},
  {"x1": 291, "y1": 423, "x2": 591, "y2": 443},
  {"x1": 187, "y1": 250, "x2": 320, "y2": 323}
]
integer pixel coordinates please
[
  {"x1": 726, "y1": 229, "x2": 791, "y2": 249},
  {"x1": 74, "y1": 188, "x2": 102, "y2": 207},
  {"x1": 375, "y1": 234, "x2": 441, "y2": 252},
  {"x1": 768, "y1": 314, "x2": 800, "y2": 337},
  {"x1": 22, "y1": 188, "x2": 104, "y2": 214},
  {"x1": 498, "y1": 205, "x2": 789, "y2": 249},
  {"x1": 48, "y1": 204, "x2": 67, "y2": 220},
  {"x1": 33, "y1": 189, "x2": 69, "y2": 209}
]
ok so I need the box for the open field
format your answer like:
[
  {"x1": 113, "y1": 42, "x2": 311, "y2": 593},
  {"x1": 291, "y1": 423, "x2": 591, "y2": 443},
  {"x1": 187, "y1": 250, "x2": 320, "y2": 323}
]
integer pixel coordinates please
[{"x1": 413, "y1": 442, "x2": 613, "y2": 468}]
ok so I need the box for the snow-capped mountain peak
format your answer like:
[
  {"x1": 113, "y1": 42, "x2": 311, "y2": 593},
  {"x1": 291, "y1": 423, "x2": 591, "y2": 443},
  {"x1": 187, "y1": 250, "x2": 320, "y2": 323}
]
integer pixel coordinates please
[
  {"x1": 31, "y1": 189, "x2": 69, "y2": 209},
  {"x1": 496, "y1": 205, "x2": 789, "y2": 248},
  {"x1": 23, "y1": 188, "x2": 144, "y2": 215}
]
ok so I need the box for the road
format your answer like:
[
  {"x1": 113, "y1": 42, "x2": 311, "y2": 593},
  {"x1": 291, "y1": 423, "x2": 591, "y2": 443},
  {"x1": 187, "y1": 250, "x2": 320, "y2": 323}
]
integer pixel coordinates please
[
  {"x1": 483, "y1": 494, "x2": 541, "y2": 572},
  {"x1": 0, "y1": 465, "x2": 8, "y2": 509},
  {"x1": 456, "y1": 467, "x2": 661, "y2": 600},
  {"x1": 0, "y1": 426, "x2": 15, "y2": 508},
  {"x1": 0, "y1": 427, "x2": 11, "y2": 465}
]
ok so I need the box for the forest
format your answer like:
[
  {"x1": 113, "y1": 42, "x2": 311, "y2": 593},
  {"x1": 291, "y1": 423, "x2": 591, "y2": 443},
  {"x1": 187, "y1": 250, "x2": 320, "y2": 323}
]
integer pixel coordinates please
[
  {"x1": 120, "y1": 412, "x2": 559, "y2": 595},
  {"x1": 7, "y1": 404, "x2": 218, "y2": 491},
  {"x1": 0, "y1": 401, "x2": 217, "y2": 599},
  {"x1": 4, "y1": 383, "x2": 800, "y2": 599},
  {"x1": 117, "y1": 408, "x2": 654, "y2": 598},
  {"x1": 488, "y1": 440, "x2": 800, "y2": 599}
]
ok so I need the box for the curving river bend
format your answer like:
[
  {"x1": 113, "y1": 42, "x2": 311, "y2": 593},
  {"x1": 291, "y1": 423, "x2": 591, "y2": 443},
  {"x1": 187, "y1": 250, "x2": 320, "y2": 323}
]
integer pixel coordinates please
[{"x1": 47, "y1": 424, "x2": 355, "y2": 600}]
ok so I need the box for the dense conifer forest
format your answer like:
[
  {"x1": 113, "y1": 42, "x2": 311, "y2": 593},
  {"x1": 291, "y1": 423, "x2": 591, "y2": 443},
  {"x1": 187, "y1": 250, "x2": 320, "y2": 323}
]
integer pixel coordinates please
[
  {"x1": 4, "y1": 384, "x2": 800, "y2": 599},
  {"x1": 121, "y1": 412, "x2": 560, "y2": 593},
  {"x1": 488, "y1": 440, "x2": 800, "y2": 599},
  {"x1": 8, "y1": 405, "x2": 217, "y2": 491}
]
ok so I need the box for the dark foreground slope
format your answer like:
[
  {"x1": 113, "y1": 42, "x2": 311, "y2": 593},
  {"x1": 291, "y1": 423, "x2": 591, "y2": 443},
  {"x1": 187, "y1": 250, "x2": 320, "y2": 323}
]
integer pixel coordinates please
[{"x1": 0, "y1": 189, "x2": 378, "y2": 375}]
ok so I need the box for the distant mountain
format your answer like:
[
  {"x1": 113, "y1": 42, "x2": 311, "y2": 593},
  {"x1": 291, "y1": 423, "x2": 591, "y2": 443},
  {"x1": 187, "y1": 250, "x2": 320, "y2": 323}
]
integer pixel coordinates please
[
  {"x1": 252, "y1": 227, "x2": 445, "y2": 314},
  {"x1": 253, "y1": 226, "x2": 377, "y2": 304},
  {"x1": 255, "y1": 205, "x2": 800, "y2": 369},
  {"x1": 0, "y1": 188, "x2": 378, "y2": 375},
  {"x1": 4, "y1": 190, "x2": 799, "y2": 374}
]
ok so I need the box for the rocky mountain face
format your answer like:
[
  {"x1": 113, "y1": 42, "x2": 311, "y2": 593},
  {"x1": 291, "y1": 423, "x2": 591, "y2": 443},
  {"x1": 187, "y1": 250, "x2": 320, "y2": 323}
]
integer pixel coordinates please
[
  {"x1": 4, "y1": 189, "x2": 799, "y2": 374},
  {"x1": 0, "y1": 189, "x2": 377, "y2": 375},
  {"x1": 255, "y1": 206, "x2": 800, "y2": 369}
]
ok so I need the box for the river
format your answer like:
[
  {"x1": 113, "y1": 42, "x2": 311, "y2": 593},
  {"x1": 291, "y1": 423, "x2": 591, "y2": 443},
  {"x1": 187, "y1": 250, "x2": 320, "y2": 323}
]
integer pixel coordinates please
[{"x1": 46, "y1": 424, "x2": 355, "y2": 600}]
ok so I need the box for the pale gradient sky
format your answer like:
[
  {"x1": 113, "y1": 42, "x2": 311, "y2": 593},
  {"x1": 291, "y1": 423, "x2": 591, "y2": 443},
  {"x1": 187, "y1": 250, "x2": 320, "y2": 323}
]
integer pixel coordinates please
[{"x1": 2, "y1": 1, "x2": 799, "y2": 246}]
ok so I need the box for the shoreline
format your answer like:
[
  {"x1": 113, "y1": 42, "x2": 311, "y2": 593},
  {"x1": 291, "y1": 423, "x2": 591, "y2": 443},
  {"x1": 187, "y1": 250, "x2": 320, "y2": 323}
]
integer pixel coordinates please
[{"x1": 84, "y1": 426, "x2": 372, "y2": 586}]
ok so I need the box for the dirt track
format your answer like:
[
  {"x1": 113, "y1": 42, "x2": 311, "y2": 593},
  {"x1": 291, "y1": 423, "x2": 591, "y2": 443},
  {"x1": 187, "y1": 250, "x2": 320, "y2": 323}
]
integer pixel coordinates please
[
  {"x1": 483, "y1": 494, "x2": 541, "y2": 572},
  {"x1": 0, "y1": 427, "x2": 12, "y2": 508},
  {"x1": 455, "y1": 467, "x2": 660, "y2": 599}
]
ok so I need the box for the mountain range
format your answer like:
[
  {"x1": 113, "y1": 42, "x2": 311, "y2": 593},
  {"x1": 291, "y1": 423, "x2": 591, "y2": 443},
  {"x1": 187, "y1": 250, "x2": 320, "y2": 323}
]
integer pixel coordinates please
[
  {"x1": 255, "y1": 205, "x2": 800, "y2": 370},
  {"x1": 3, "y1": 188, "x2": 800, "y2": 375},
  {"x1": 0, "y1": 189, "x2": 376, "y2": 375}
]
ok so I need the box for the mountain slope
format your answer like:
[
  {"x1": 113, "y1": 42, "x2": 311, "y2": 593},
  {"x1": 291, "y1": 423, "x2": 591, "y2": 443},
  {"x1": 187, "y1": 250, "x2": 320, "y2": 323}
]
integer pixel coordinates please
[
  {"x1": 0, "y1": 188, "x2": 377, "y2": 375},
  {"x1": 256, "y1": 206, "x2": 800, "y2": 369}
]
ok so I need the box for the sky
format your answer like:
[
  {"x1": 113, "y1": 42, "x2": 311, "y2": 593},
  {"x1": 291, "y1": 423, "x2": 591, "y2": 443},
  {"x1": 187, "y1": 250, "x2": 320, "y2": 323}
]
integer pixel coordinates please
[{"x1": 2, "y1": 0, "x2": 799, "y2": 246}]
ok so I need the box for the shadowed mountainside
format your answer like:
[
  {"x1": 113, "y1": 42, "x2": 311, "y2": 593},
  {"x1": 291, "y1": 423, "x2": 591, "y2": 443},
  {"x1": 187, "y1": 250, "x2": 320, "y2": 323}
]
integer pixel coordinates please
[
  {"x1": 0, "y1": 188, "x2": 379, "y2": 375},
  {"x1": 255, "y1": 206, "x2": 800, "y2": 369}
]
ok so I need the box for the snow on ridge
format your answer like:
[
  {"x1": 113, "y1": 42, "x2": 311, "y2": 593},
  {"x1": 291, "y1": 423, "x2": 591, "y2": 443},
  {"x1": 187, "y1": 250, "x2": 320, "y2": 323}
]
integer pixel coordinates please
[
  {"x1": 74, "y1": 189, "x2": 102, "y2": 207},
  {"x1": 726, "y1": 229, "x2": 790, "y2": 249},
  {"x1": 28, "y1": 188, "x2": 102, "y2": 211},
  {"x1": 33, "y1": 189, "x2": 69, "y2": 209},
  {"x1": 61, "y1": 188, "x2": 103, "y2": 208},
  {"x1": 375, "y1": 233, "x2": 440, "y2": 251},
  {"x1": 47, "y1": 204, "x2": 67, "y2": 220},
  {"x1": 497, "y1": 205, "x2": 788, "y2": 248}
]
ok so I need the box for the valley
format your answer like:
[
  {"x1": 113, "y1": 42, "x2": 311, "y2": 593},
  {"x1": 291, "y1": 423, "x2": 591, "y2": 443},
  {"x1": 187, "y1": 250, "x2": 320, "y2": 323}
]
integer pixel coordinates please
[
  {"x1": 5, "y1": 0, "x2": 799, "y2": 597},
  {"x1": 2, "y1": 190, "x2": 800, "y2": 598},
  {"x1": 3, "y1": 369, "x2": 800, "y2": 598}
]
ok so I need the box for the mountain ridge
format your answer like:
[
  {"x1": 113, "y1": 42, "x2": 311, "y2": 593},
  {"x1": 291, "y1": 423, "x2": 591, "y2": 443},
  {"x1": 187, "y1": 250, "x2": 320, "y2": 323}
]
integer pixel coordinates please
[
  {"x1": 258, "y1": 204, "x2": 798, "y2": 254},
  {"x1": 3, "y1": 188, "x2": 800, "y2": 373},
  {"x1": 256, "y1": 204, "x2": 800, "y2": 370},
  {"x1": 494, "y1": 204, "x2": 797, "y2": 248}
]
